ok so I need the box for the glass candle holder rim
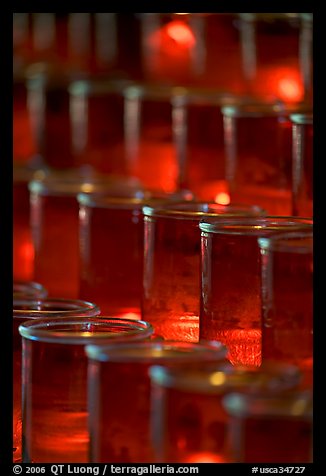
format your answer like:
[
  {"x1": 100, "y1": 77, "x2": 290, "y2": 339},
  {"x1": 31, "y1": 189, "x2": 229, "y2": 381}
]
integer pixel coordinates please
[
  {"x1": 29, "y1": 175, "x2": 142, "y2": 197},
  {"x1": 77, "y1": 193, "x2": 196, "y2": 210},
  {"x1": 85, "y1": 339, "x2": 227, "y2": 363},
  {"x1": 69, "y1": 77, "x2": 133, "y2": 97},
  {"x1": 199, "y1": 216, "x2": 313, "y2": 235},
  {"x1": 221, "y1": 102, "x2": 310, "y2": 118},
  {"x1": 149, "y1": 361, "x2": 302, "y2": 395},
  {"x1": 13, "y1": 281, "x2": 48, "y2": 299},
  {"x1": 142, "y1": 202, "x2": 265, "y2": 221},
  {"x1": 258, "y1": 230, "x2": 313, "y2": 253},
  {"x1": 223, "y1": 390, "x2": 313, "y2": 419},
  {"x1": 290, "y1": 113, "x2": 313, "y2": 125},
  {"x1": 25, "y1": 62, "x2": 86, "y2": 88},
  {"x1": 13, "y1": 297, "x2": 100, "y2": 318},
  {"x1": 14, "y1": 164, "x2": 48, "y2": 184},
  {"x1": 123, "y1": 82, "x2": 242, "y2": 107},
  {"x1": 238, "y1": 12, "x2": 301, "y2": 22},
  {"x1": 18, "y1": 316, "x2": 154, "y2": 344}
]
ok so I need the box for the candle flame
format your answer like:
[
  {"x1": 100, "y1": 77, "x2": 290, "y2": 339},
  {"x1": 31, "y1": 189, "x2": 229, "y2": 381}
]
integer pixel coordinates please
[
  {"x1": 215, "y1": 192, "x2": 230, "y2": 205},
  {"x1": 278, "y1": 77, "x2": 303, "y2": 103},
  {"x1": 183, "y1": 451, "x2": 227, "y2": 463},
  {"x1": 166, "y1": 20, "x2": 195, "y2": 47}
]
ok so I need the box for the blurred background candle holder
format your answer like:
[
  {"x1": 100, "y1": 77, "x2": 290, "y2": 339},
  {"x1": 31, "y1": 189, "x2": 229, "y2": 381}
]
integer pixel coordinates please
[
  {"x1": 14, "y1": 161, "x2": 48, "y2": 282},
  {"x1": 69, "y1": 77, "x2": 132, "y2": 175},
  {"x1": 29, "y1": 169, "x2": 142, "y2": 299},
  {"x1": 237, "y1": 13, "x2": 309, "y2": 103},
  {"x1": 221, "y1": 101, "x2": 312, "y2": 215}
]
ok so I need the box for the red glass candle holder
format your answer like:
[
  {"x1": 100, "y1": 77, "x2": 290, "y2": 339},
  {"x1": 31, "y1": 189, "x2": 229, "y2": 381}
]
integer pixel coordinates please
[
  {"x1": 13, "y1": 162, "x2": 47, "y2": 282},
  {"x1": 140, "y1": 13, "x2": 246, "y2": 92},
  {"x1": 123, "y1": 83, "x2": 182, "y2": 193},
  {"x1": 19, "y1": 316, "x2": 154, "y2": 463},
  {"x1": 222, "y1": 102, "x2": 310, "y2": 215},
  {"x1": 290, "y1": 113, "x2": 313, "y2": 217},
  {"x1": 170, "y1": 89, "x2": 244, "y2": 201},
  {"x1": 30, "y1": 170, "x2": 141, "y2": 298},
  {"x1": 223, "y1": 389, "x2": 313, "y2": 463},
  {"x1": 78, "y1": 191, "x2": 192, "y2": 319},
  {"x1": 149, "y1": 361, "x2": 301, "y2": 463},
  {"x1": 13, "y1": 297, "x2": 100, "y2": 463},
  {"x1": 69, "y1": 78, "x2": 131, "y2": 175},
  {"x1": 237, "y1": 13, "x2": 304, "y2": 102},
  {"x1": 199, "y1": 217, "x2": 313, "y2": 366},
  {"x1": 26, "y1": 63, "x2": 78, "y2": 169},
  {"x1": 86, "y1": 340, "x2": 227, "y2": 463},
  {"x1": 258, "y1": 230, "x2": 313, "y2": 387},
  {"x1": 142, "y1": 202, "x2": 264, "y2": 342}
]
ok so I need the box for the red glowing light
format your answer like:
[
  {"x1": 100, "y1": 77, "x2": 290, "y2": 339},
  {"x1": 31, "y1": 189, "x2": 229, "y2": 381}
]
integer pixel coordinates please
[
  {"x1": 116, "y1": 311, "x2": 141, "y2": 321},
  {"x1": 21, "y1": 241, "x2": 34, "y2": 262},
  {"x1": 183, "y1": 451, "x2": 227, "y2": 463},
  {"x1": 278, "y1": 77, "x2": 302, "y2": 102},
  {"x1": 165, "y1": 20, "x2": 195, "y2": 47},
  {"x1": 215, "y1": 192, "x2": 231, "y2": 205}
]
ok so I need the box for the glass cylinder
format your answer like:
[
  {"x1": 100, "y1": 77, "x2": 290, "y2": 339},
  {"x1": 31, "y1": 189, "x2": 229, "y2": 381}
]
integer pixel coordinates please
[
  {"x1": 26, "y1": 63, "x2": 78, "y2": 169},
  {"x1": 258, "y1": 230, "x2": 313, "y2": 387},
  {"x1": 29, "y1": 170, "x2": 142, "y2": 298},
  {"x1": 170, "y1": 88, "x2": 243, "y2": 200},
  {"x1": 86, "y1": 340, "x2": 227, "y2": 463},
  {"x1": 142, "y1": 202, "x2": 265, "y2": 342},
  {"x1": 139, "y1": 13, "x2": 246, "y2": 92},
  {"x1": 19, "y1": 316, "x2": 154, "y2": 463},
  {"x1": 69, "y1": 78, "x2": 131, "y2": 175},
  {"x1": 290, "y1": 113, "x2": 313, "y2": 217},
  {"x1": 14, "y1": 162, "x2": 47, "y2": 282},
  {"x1": 237, "y1": 13, "x2": 304, "y2": 102},
  {"x1": 223, "y1": 389, "x2": 313, "y2": 463},
  {"x1": 222, "y1": 102, "x2": 310, "y2": 215},
  {"x1": 199, "y1": 217, "x2": 313, "y2": 366},
  {"x1": 13, "y1": 297, "x2": 100, "y2": 463},
  {"x1": 149, "y1": 361, "x2": 301, "y2": 463},
  {"x1": 123, "y1": 83, "x2": 181, "y2": 193},
  {"x1": 78, "y1": 191, "x2": 193, "y2": 319}
]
